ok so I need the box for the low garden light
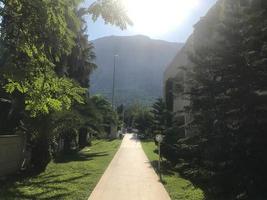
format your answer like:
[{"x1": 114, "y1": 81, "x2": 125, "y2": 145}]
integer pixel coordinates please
[{"x1": 155, "y1": 134, "x2": 163, "y2": 181}]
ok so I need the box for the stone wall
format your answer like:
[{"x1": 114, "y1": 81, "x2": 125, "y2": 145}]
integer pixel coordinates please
[{"x1": 0, "y1": 135, "x2": 25, "y2": 176}]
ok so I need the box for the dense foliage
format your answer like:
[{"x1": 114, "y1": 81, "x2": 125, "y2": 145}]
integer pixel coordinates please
[
  {"x1": 0, "y1": 0, "x2": 129, "y2": 172},
  {"x1": 151, "y1": 98, "x2": 172, "y2": 134},
  {"x1": 124, "y1": 99, "x2": 172, "y2": 138},
  {"x1": 124, "y1": 103, "x2": 149, "y2": 129},
  {"x1": 162, "y1": 0, "x2": 267, "y2": 199}
]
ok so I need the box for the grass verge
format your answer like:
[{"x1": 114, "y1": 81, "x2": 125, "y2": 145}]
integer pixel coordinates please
[
  {"x1": 141, "y1": 140, "x2": 204, "y2": 200},
  {"x1": 0, "y1": 139, "x2": 121, "y2": 200}
]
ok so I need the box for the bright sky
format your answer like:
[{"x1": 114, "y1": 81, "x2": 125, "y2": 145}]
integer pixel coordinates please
[{"x1": 84, "y1": 0, "x2": 218, "y2": 43}]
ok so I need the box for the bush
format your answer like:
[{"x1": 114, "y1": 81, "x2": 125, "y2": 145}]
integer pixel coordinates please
[{"x1": 161, "y1": 126, "x2": 184, "y2": 164}]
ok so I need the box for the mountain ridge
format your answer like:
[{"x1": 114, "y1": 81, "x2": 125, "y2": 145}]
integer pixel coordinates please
[
  {"x1": 93, "y1": 34, "x2": 181, "y2": 46},
  {"x1": 91, "y1": 35, "x2": 184, "y2": 106}
]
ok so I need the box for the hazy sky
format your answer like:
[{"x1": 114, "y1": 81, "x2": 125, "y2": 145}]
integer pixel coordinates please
[{"x1": 84, "y1": 0, "x2": 218, "y2": 43}]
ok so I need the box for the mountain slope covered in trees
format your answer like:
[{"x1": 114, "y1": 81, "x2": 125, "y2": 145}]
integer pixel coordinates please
[{"x1": 91, "y1": 35, "x2": 183, "y2": 105}]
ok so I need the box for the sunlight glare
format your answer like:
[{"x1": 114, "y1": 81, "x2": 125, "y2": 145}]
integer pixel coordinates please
[{"x1": 124, "y1": 0, "x2": 199, "y2": 36}]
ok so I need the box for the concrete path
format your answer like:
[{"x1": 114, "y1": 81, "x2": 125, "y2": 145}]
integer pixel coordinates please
[{"x1": 88, "y1": 133, "x2": 171, "y2": 200}]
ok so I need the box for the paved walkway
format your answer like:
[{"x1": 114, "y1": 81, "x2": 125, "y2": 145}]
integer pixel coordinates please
[{"x1": 88, "y1": 133, "x2": 171, "y2": 200}]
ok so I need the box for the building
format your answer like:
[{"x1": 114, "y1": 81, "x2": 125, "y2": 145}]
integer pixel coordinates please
[{"x1": 163, "y1": 0, "x2": 224, "y2": 137}]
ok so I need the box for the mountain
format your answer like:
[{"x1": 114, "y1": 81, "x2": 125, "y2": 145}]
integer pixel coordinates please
[{"x1": 90, "y1": 35, "x2": 183, "y2": 106}]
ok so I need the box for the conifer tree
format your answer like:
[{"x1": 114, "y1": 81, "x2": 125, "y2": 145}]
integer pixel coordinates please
[
  {"x1": 184, "y1": 0, "x2": 267, "y2": 197},
  {"x1": 151, "y1": 98, "x2": 172, "y2": 135}
]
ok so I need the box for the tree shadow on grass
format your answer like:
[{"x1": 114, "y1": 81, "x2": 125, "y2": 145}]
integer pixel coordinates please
[
  {"x1": 149, "y1": 160, "x2": 175, "y2": 176},
  {"x1": 2, "y1": 186, "x2": 72, "y2": 200},
  {"x1": 27, "y1": 172, "x2": 91, "y2": 186},
  {"x1": 0, "y1": 148, "x2": 109, "y2": 200},
  {"x1": 145, "y1": 159, "x2": 175, "y2": 185},
  {"x1": 54, "y1": 151, "x2": 109, "y2": 163},
  {"x1": 0, "y1": 171, "x2": 91, "y2": 200}
]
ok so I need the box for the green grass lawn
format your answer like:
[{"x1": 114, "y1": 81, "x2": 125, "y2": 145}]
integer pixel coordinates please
[
  {"x1": 141, "y1": 140, "x2": 205, "y2": 200},
  {"x1": 0, "y1": 139, "x2": 121, "y2": 200}
]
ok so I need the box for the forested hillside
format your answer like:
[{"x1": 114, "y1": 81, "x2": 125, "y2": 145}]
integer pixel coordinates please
[{"x1": 91, "y1": 35, "x2": 183, "y2": 105}]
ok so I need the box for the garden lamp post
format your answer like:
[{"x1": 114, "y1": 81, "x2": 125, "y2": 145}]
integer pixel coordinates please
[{"x1": 112, "y1": 54, "x2": 119, "y2": 109}]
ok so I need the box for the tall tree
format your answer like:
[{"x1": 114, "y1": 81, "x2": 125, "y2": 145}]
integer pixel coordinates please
[
  {"x1": 0, "y1": 0, "x2": 86, "y2": 171},
  {"x1": 151, "y1": 98, "x2": 172, "y2": 135},
  {"x1": 0, "y1": 0, "x2": 131, "y2": 172},
  {"x1": 183, "y1": 0, "x2": 267, "y2": 197},
  {"x1": 89, "y1": 0, "x2": 132, "y2": 30},
  {"x1": 0, "y1": 0, "x2": 86, "y2": 117},
  {"x1": 65, "y1": 7, "x2": 97, "y2": 88}
]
